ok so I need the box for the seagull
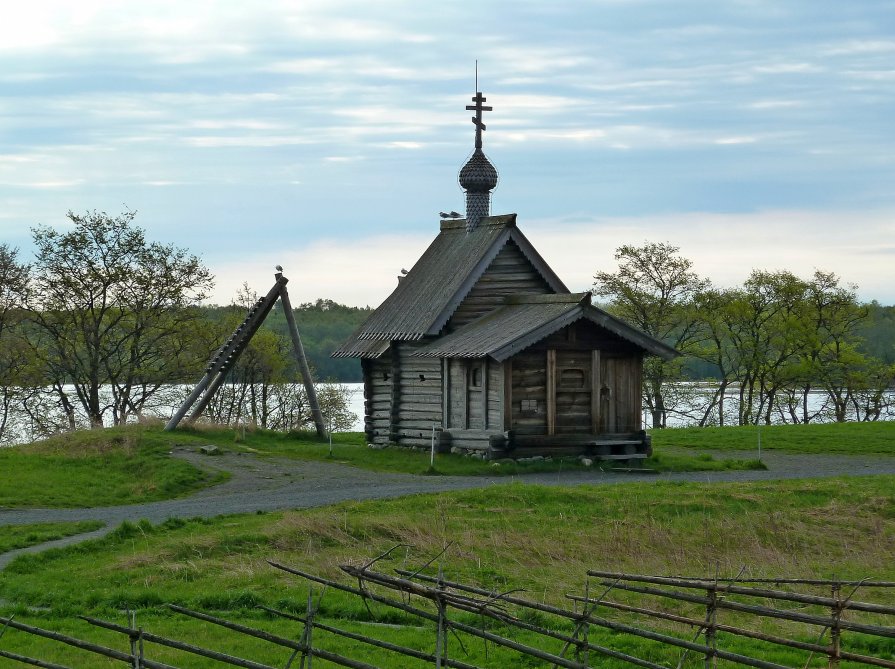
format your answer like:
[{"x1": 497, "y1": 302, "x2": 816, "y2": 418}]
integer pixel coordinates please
[
  {"x1": 400, "y1": 268, "x2": 408, "y2": 275},
  {"x1": 449, "y1": 211, "x2": 461, "y2": 218},
  {"x1": 439, "y1": 212, "x2": 450, "y2": 218},
  {"x1": 275, "y1": 264, "x2": 283, "y2": 272}
]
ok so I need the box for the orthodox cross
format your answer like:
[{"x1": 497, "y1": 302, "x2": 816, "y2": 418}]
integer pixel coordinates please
[{"x1": 466, "y1": 92, "x2": 492, "y2": 149}]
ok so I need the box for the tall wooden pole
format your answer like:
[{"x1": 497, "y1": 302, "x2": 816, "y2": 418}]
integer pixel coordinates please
[{"x1": 278, "y1": 275, "x2": 327, "y2": 438}]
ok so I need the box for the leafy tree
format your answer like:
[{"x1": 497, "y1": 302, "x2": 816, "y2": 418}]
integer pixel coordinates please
[
  {"x1": 593, "y1": 242, "x2": 709, "y2": 428},
  {"x1": 792, "y1": 271, "x2": 869, "y2": 422},
  {"x1": 27, "y1": 210, "x2": 213, "y2": 427},
  {"x1": 691, "y1": 270, "x2": 887, "y2": 425},
  {"x1": 729, "y1": 270, "x2": 808, "y2": 424},
  {"x1": 690, "y1": 287, "x2": 743, "y2": 426},
  {"x1": 859, "y1": 302, "x2": 895, "y2": 364},
  {"x1": 0, "y1": 245, "x2": 32, "y2": 442}
]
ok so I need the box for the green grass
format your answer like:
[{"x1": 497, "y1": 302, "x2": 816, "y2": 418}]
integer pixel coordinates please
[
  {"x1": 6, "y1": 419, "x2": 890, "y2": 512},
  {"x1": 1, "y1": 476, "x2": 893, "y2": 666},
  {"x1": 0, "y1": 424, "x2": 227, "y2": 508},
  {"x1": 193, "y1": 425, "x2": 764, "y2": 475},
  {"x1": 2, "y1": 423, "x2": 764, "y2": 512},
  {"x1": 0, "y1": 521, "x2": 104, "y2": 554},
  {"x1": 650, "y1": 420, "x2": 895, "y2": 454}
]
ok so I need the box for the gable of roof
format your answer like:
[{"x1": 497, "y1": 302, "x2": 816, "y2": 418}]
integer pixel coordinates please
[
  {"x1": 352, "y1": 214, "x2": 567, "y2": 343},
  {"x1": 412, "y1": 292, "x2": 679, "y2": 362}
]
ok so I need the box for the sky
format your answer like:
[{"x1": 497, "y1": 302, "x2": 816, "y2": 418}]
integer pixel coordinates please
[{"x1": 1, "y1": 0, "x2": 894, "y2": 307}]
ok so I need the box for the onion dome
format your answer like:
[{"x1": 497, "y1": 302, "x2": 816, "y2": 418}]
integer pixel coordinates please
[{"x1": 458, "y1": 148, "x2": 499, "y2": 193}]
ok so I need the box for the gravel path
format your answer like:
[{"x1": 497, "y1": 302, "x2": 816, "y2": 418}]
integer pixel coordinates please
[{"x1": 2, "y1": 447, "x2": 894, "y2": 570}]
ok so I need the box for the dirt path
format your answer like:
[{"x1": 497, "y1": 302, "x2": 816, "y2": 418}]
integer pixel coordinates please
[{"x1": 2, "y1": 447, "x2": 894, "y2": 570}]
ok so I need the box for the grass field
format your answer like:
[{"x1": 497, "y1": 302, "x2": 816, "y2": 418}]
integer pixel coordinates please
[
  {"x1": 217, "y1": 426, "x2": 765, "y2": 475},
  {"x1": 1, "y1": 423, "x2": 771, "y2": 511},
  {"x1": 5, "y1": 418, "x2": 894, "y2": 510},
  {"x1": 651, "y1": 420, "x2": 895, "y2": 454},
  {"x1": 0, "y1": 521, "x2": 104, "y2": 554},
  {"x1": 1, "y1": 475, "x2": 893, "y2": 666},
  {"x1": 0, "y1": 425, "x2": 227, "y2": 508}
]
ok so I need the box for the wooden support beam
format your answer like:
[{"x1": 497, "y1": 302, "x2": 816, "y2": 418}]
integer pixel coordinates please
[
  {"x1": 482, "y1": 357, "x2": 489, "y2": 430},
  {"x1": 279, "y1": 280, "x2": 326, "y2": 439},
  {"x1": 165, "y1": 274, "x2": 286, "y2": 431},
  {"x1": 591, "y1": 350, "x2": 601, "y2": 435},
  {"x1": 504, "y1": 359, "x2": 512, "y2": 431},
  {"x1": 546, "y1": 349, "x2": 556, "y2": 435}
]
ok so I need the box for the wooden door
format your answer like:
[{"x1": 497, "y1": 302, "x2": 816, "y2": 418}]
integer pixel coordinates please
[
  {"x1": 510, "y1": 351, "x2": 548, "y2": 436},
  {"x1": 598, "y1": 355, "x2": 642, "y2": 433},
  {"x1": 551, "y1": 350, "x2": 592, "y2": 434}
]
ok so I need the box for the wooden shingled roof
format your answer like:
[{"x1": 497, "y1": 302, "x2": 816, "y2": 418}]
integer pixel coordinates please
[
  {"x1": 412, "y1": 292, "x2": 680, "y2": 362},
  {"x1": 334, "y1": 214, "x2": 567, "y2": 353}
]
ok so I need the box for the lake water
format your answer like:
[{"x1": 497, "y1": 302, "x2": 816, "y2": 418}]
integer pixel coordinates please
[{"x1": 2, "y1": 382, "x2": 891, "y2": 446}]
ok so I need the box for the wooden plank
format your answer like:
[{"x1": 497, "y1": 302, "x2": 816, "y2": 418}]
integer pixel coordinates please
[
  {"x1": 546, "y1": 349, "x2": 556, "y2": 436},
  {"x1": 591, "y1": 350, "x2": 601, "y2": 434},
  {"x1": 397, "y1": 405, "x2": 443, "y2": 416},
  {"x1": 460, "y1": 361, "x2": 468, "y2": 429},
  {"x1": 396, "y1": 393, "x2": 442, "y2": 404},
  {"x1": 447, "y1": 428, "x2": 497, "y2": 440},
  {"x1": 390, "y1": 343, "x2": 400, "y2": 443},
  {"x1": 379, "y1": 412, "x2": 441, "y2": 424},
  {"x1": 396, "y1": 430, "x2": 442, "y2": 441},
  {"x1": 634, "y1": 354, "x2": 643, "y2": 431},
  {"x1": 442, "y1": 357, "x2": 449, "y2": 431},
  {"x1": 482, "y1": 358, "x2": 489, "y2": 429},
  {"x1": 504, "y1": 358, "x2": 512, "y2": 431},
  {"x1": 398, "y1": 374, "x2": 442, "y2": 385}
]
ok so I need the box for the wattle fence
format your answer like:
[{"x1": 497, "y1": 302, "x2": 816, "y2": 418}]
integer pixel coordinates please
[{"x1": 2, "y1": 558, "x2": 894, "y2": 668}]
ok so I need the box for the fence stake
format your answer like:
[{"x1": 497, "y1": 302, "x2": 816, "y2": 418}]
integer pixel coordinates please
[
  {"x1": 435, "y1": 565, "x2": 445, "y2": 668},
  {"x1": 829, "y1": 582, "x2": 842, "y2": 669},
  {"x1": 704, "y1": 581, "x2": 717, "y2": 669},
  {"x1": 307, "y1": 590, "x2": 315, "y2": 669},
  {"x1": 430, "y1": 424, "x2": 437, "y2": 469},
  {"x1": 128, "y1": 611, "x2": 139, "y2": 669},
  {"x1": 580, "y1": 579, "x2": 590, "y2": 667}
]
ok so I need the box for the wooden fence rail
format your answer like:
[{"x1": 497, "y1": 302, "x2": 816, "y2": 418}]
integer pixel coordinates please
[{"x1": 1, "y1": 560, "x2": 894, "y2": 668}]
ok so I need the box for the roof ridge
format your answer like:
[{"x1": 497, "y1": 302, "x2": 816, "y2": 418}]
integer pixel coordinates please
[{"x1": 439, "y1": 212, "x2": 517, "y2": 231}]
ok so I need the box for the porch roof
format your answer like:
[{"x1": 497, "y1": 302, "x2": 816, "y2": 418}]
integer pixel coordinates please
[{"x1": 412, "y1": 292, "x2": 679, "y2": 362}]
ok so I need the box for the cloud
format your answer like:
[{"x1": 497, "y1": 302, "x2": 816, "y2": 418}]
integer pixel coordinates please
[
  {"x1": 205, "y1": 208, "x2": 895, "y2": 309},
  {"x1": 523, "y1": 208, "x2": 895, "y2": 303},
  {"x1": 714, "y1": 136, "x2": 757, "y2": 145},
  {"x1": 752, "y1": 62, "x2": 823, "y2": 74},
  {"x1": 208, "y1": 233, "x2": 433, "y2": 307},
  {"x1": 747, "y1": 100, "x2": 803, "y2": 110}
]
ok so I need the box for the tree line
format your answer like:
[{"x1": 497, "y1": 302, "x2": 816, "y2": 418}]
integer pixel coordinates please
[
  {"x1": 0, "y1": 211, "x2": 366, "y2": 444},
  {"x1": 594, "y1": 242, "x2": 895, "y2": 427},
  {"x1": 2, "y1": 212, "x2": 892, "y2": 443}
]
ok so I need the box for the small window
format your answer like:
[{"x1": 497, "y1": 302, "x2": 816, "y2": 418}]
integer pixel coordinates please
[
  {"x1": 419, "y1": 374, "x2": 426, "y2": 382},
  {"x1": 521, "y1": 399, "x2": 538, "y2": 413},
  {"x1": 560, "y1": 368, "x2": 586, "y2": 389},
  {"x1": 469, "y1": 366, "x2": 482, "y2": 388}
]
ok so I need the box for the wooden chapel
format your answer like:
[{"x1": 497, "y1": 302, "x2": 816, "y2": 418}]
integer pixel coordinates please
[{"x1": 334, "y1": 91, "x2": 678, "y2": 462}]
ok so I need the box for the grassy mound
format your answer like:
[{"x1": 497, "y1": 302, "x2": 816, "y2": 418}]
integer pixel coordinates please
[{"x1": 0, "y1": 425, "x2": 225, "y2": 508}]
